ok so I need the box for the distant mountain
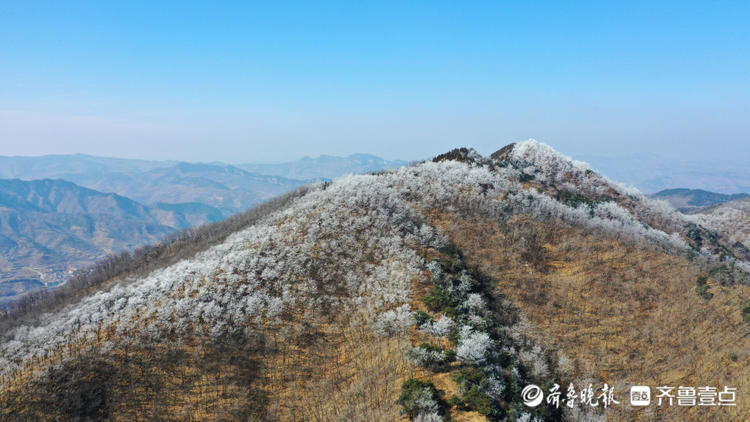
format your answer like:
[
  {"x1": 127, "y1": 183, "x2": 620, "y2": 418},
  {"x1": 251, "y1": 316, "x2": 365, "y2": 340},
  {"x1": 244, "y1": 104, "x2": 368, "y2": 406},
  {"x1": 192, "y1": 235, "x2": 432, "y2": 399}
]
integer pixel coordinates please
[
  {"x1": 0, "y1": 179, "x2": 224, "y2": 304},
  {"x1": 650, "y1": 188, "x2": 750, "y2": 212},
  {"x1": 64, "y1": 162, "x2": 308, "y2": 216},
  {"x1": 579, "y1": 153, "x2": 750, "y2": 194},
  {"x1": 0, "y1": 153, "x2": 408, "y2": 305},
  {"x1": 239, "y1": 153, "x2": 409, "y2": 180},
  {"x1": 0, "y1": 154, "x2": 355, "y2": 217},
  {"x1": 0, "y1": 154, "x2": 174, "y2": 180},
  {"x1": 150, "y1": 202, "x2": 226, "y2": 228}
]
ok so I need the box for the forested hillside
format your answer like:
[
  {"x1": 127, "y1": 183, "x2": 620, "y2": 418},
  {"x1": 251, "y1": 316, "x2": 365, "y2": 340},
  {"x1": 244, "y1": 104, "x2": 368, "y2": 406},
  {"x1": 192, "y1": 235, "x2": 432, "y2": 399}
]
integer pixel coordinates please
[
  {"x1": 1, "y1": 141, "x2": 748, "y2": 421},
  {"x1": 693, "y1": 198, "x2": 750, "y2": 249}
]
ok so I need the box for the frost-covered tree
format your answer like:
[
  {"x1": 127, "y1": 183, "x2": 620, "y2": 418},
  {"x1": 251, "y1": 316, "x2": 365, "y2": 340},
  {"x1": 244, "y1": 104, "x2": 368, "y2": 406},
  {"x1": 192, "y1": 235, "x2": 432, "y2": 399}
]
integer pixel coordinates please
[
  {"x1": 373, "y1": 304, "x2": 413, "y2": 336},
  {"x1": 456, "y1": 325, "x2": 493, "y2": 364},
  {"x1": 420, "y1": 316, "x2": 454, "y2": 338}
]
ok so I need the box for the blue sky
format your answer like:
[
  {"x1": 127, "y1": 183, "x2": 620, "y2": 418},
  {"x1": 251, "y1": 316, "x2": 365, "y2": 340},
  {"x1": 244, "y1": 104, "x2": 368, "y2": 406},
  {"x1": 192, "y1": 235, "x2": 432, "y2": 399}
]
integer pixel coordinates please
[{"x1": 0, "y1": 1, "x2": 748, "y2": 163}]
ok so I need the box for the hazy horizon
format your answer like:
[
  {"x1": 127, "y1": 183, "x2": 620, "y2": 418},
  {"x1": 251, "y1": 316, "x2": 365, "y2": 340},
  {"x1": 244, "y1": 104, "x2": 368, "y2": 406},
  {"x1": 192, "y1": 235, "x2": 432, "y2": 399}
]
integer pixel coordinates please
[
  {"x1": 2, "y1": 2, "x2": 749, "y2": 164},
  {"x1": 2, "y1": 144, "x2": 749, "y2": 171}
]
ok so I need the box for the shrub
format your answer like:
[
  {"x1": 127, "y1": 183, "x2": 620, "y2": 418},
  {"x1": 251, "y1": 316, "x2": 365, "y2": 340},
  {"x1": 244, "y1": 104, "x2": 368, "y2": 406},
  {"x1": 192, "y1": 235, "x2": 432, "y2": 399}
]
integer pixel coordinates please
[
  {"x1": 421, "y1": 316, "x2": 455, "y2": 338},
  {"x1": 423, "y1": 286, "x2": 460, "y2": 316},
  {"x1": 519, "y1": 172, "x2": 536, "y2": 182},
  {"x1": 452, "y1": 368, "x2": 498, "y2": 416},
  {"x1": 413, "y1": 310, "x2": 435, "y2": 327},
  {"x1": 557, "y1": 189, "x2": 600, "y2": 211},
  {"x1": 408, "y1": 343, "x2": 456, "y2": 371},
  {"x1": 708, "y1": 264, "x2": 729, "y2": 277},
  {"x1": 462, "y1": 386, "x2": 494, "y2": 416},
  {"x1": 456, "y1": 326, "x2": 493, "y2": 364},
  {"x1": 695, "y1": 275, "x2": 713, "y2": 300},
  {"x1": 742, "y1": 305, "x2": 750, "y2": 324},
  {"x1": 398, "y1": 378, "x2": 448, "y2": 420},
  {"x1": 453, "y1": 367, "x2": 487, "y2": 389}
]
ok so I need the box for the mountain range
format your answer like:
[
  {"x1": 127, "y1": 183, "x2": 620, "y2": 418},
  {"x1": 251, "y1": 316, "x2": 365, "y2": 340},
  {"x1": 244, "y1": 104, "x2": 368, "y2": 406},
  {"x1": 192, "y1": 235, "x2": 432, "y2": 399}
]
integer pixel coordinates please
[
  {"x1": 1, "y1": 141, "x2": 748, "y2": 421},
  {"x1": 0, "y1": 153, "x2": 407, "y2": 304},
  {"x1": 0, "y1": 155, "x2": 308, "y2": 216},
  {"x1": 238, "y1": 153, "x2": 410, "y2": 180},
  {"x1": 0, "y1": 179, "x2": 214, "y2": 305},
  {"x1": 650, "y1": 188, "x2": 750, "y2": 212}
]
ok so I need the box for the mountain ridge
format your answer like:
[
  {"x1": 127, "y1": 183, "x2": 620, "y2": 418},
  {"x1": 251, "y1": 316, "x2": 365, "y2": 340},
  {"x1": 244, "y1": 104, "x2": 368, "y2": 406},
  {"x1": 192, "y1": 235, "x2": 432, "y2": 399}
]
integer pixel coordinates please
[
  {"x1": 239, "y1": 153, "x2": 409, "y2": 180},
  {"x1": 650, "y1": 188, "x2": 750, "y2": 212},
  {"x1": 1, "y1": 141, "x2": 748, "y2": 421}
]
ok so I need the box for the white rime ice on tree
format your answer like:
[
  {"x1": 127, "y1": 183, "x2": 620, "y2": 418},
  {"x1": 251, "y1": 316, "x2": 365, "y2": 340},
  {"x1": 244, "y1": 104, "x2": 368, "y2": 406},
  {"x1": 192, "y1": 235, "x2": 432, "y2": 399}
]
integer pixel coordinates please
[
  {"x1": 518, "y1": 344, "x2": 550, "y2": 378},
  {"x1": 510, "y1": 139, "x2": 592, "y2": 175},
  {"x1": 373, "y1": 304, "x2": 413, "y2": 336},
  {"x1": 412, "y1": 388, "x2": 440, "y2": 414},
  {"x1": 1, "y1": 172, "x2": 431, "y2": 376},
  {"x1": 516, "y1": 413, "x2": 544, "y2": 422},
  {"x1": 463, "y1": 293, "x2": 485, "y2": 315},
  {"x1": 509, "y1": 139, "x2": 694, "y2": 240},
  {"x1": 426, "y1": 260, "x2": 443, "y2": 281},
  {"x1": 456, "y1": 325, "x2": 492, "y2": 364},
  {"x1": 420, "y1": 316, "x2": 454, "y2": 338},
  {"x1": 415, "y1": 411, "x2": 443, "y2": 422},
  {"x1": 1, "y1": 141, "x2": 726, "y2": 378},
  {"x1": 690, "y1": 199, "x2": 750, "y2": 248}
]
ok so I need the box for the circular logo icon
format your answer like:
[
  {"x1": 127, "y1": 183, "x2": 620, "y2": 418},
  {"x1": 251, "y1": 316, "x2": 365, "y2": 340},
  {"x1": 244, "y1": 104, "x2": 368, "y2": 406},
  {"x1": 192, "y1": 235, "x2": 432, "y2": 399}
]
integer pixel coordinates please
[{"x1": 522, "y1": 384, "x2": 544, "y2": 407}]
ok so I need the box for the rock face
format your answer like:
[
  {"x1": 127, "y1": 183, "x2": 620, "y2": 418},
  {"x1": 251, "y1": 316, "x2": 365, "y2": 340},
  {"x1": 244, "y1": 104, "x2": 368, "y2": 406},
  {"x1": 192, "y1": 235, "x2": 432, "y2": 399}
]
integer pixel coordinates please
[
  {"x1": 489, "y1": 142, "x2": 516, "y2": 161},
  {"x1": 1, "y1": 141, "x2": 748, "y2": 421}
]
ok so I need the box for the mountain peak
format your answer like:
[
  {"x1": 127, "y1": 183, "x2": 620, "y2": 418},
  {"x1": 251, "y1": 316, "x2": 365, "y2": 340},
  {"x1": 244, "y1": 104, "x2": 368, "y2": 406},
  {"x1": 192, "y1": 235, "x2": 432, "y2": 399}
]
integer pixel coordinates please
[
  {"x1": 493, "y1": 139, "x2": 593, "y2": 174},
  {"x1": 431, "y1": 147, "x2": 482, "y2": 164}
]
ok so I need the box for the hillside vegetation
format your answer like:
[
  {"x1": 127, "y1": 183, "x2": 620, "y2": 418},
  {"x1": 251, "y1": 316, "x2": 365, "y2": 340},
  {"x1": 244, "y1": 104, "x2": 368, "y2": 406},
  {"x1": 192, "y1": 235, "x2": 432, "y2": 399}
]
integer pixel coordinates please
[
  {"x1": 1, "y1": 141, "x2": 748, "y2": 421},
  {"x1": 693, "y1": 198, "x2": 750, "y2": 249}
]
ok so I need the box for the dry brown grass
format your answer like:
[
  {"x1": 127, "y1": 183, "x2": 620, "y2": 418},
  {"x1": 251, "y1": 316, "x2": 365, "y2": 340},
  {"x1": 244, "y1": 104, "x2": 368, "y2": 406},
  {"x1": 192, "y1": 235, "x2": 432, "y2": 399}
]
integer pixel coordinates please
[
  {"x1": 428, "y1": 211, "x2": 750, "y2": 421},
  {"x1": 1, "y1": 301, "x2": 418, "y2": 421},
  {"x1": 5, "y1": 200, "x2": 749, "y2": 421},
  {"x1": 260, "y1": 312, "x2": 416, "y2": 421}
]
